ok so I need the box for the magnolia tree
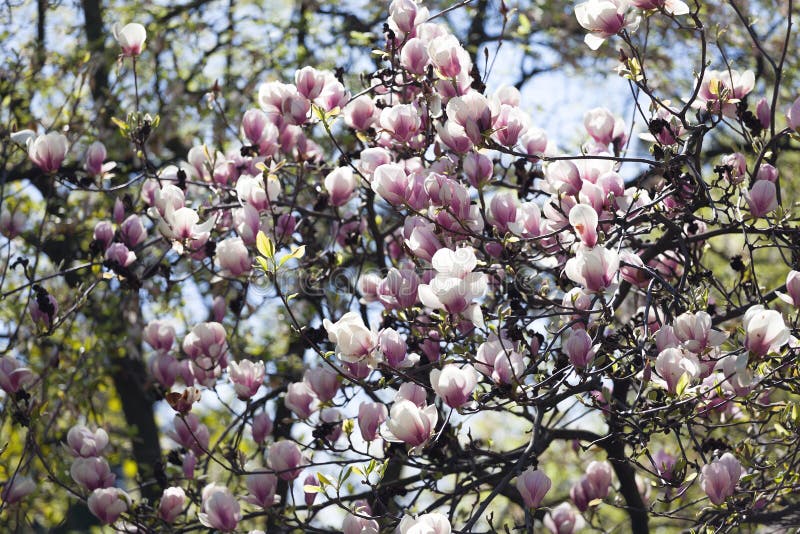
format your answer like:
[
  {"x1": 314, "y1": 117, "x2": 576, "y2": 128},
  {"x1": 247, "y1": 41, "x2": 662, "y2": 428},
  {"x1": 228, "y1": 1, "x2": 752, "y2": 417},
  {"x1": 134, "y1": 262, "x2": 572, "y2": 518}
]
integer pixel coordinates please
[{"x1": 2, "y1": 0, "x2": 800, "y2": 532}]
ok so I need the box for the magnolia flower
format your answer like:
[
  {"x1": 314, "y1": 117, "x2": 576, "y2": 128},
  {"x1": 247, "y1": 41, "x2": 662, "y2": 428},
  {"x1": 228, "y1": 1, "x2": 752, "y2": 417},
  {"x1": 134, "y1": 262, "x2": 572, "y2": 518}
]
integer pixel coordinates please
[
  {"x1": 285, "y1": 381, "x2": 317, "y2": 418},
  {"x1": 695, "y1": 69, "x2": 755, "y2": 116},
  {"x1": 158, "y1": 487, "x2": 186, "y2": 523},
  {"x1": 342, "y1": 501, "x2": 379, "y2": 534},
  {"x1": 701, "y1": 453, "x2": 742, "y2": 505},
  {"x1": 143, "y1": 320, "x2": 175, "y2": 352},
  {"x1": 358, "y1": 401, "x2": 388, "y2": 441},
  {"x1": 384, "y1": 399, "x2": 438, "y2": 450},
  {"x1": 113, "y1": 22, "x2": 147, "y2": 56},
  {"x1": 251, "y1": 412, "x2": 273, "y2": 444},
  {"x1": 569, "y1": 204, "x2": 599, "y2": 247},
  {"x1": 199, "y1": 483, "x2": 240, "y2": 532},
  {"x1": 70, "y1": 457, "x2": 116, "y2": 490},
  {"x1": 517, "y1": 468, "x2": 551, "y2": 508},
  {"x1": 245, "y1": 473, "x2": 279, "y2": 509},
  {"x1": 787, "y1": 96, "x2": 800, "y2": 131},
  {"x1": 84, "y1": 141, "x2": 115, "y2": 177},
  {"x1": 324, "y1": 166, "x2": 358, "y2": 206},
  {"x1": 0, "y1": 356, "x2": 35, "y2": 395},
  {"x1": 654, "y1": 347, "x2": 700, "y2": 393},
  {"x1": 777, "y1": 270, "x2": 800, "y2": 307},
  {"x1": 216, "y1": 237, "x2": 251, "y2": 277},
  {"x1": 418, "y1": 247, "x2": 487, "y2": 327},
  {"x1": 304, "y1": 366, "x2": 340, "y2": 402},
  {"x1": 672, "y1": 310, "x2": 727, "y2": 353},
  {"x1": 268, "y1": 441, "x2": 305, "y2": 480},
  {"x1": 1, "y1": 476, "x2": 36, "y2": 505},
  {"x1": 743, "y1": 305, "x2": 790, "y2": 357},
  {"x1": 157, "y1": 204, "x2": 215, "y2": 247},
  {"x1": 631, "y1": 0, "x2": 689, "y2": 15},
  {"x1": 746, "y1": 180, "x2": 778, "y2": 218},
  {"x1": 544, "y1": 502, "x2": 585, "y2": 534},
  {"x1": 323, "y1": 311, "x2": 378, "y2": 364},
  {"x1": 564, "y1": 328, "x2": 596, "y2": 369},
  {"x1": 66, "y1": 425, "x2": 109, "y2": 457},
  {"x1": 397, "y1": 512, "x2": 452, "y2": 534},
  {"x1": 87, "y1": 488, "x2": 129, "y2": 525},
  {"x1": 575, "y1": 0, "x2": 640, "y2": 50},
  {"x1": 430, "y1": 364, "x2": 478, "y2": 408},
  {"x1": 228, "y1": 359, "x2": 265, "y2": 399},
  {"x1": 28, "y1": 132, "x2": 68, "y2": 173},
  {"x1": 564, "y1": 245, "x2": 620, "y2": 292}
]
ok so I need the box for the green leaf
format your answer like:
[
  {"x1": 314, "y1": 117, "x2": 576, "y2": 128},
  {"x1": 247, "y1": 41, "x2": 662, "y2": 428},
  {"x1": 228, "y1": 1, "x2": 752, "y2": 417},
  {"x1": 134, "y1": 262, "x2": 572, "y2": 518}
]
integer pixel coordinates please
[
  {"x1": 303, "y1": 484, "x2": 322, "y2": 493},
  {"x1": 675, "y1": 372, "x2": 691, "y2": 396},
  {"x1": 278, "y1": 245, "x2": 306, "y2": 267},
  {"x1": 256, "y1": 231, "x2": 275, "y2": 259},
  {"x1": 316, "y1": 472, "x2": 332, "y2": 487}
]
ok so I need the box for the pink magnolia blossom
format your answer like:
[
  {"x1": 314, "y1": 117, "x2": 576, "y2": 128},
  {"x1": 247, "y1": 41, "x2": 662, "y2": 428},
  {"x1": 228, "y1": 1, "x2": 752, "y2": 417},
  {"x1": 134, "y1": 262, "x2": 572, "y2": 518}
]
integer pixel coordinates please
[
  {"x1": 654, "y1": 347, "x2": 700, "y2": 393},
  {"x1": 251, "y1": 412, "x2": 273, "y2": 443},
  {"x1": 672, "y1": 310, "x2": 727, "y2": 353},
  {"x1": 28, "y1": 132, "x2": 69, "y2": 173},
  {"x1": 463, "y1": 152, "x2": 493, "y2": 187},
  {"x1": 143, "y1": 320, "x2": 175, "y2": 352},
  {"x1": 377, "y1": 267, "x2": 420, "y2": 309},
  {"x1": 245, "y1": 473, "x2": 279, "y2": 508},
  {"x1": 183, "y1": 322, "x2": 227, "y2": 362},
  {"x1": 358, "y1": 401, "x2": 388, "y2": 441},
  {"x1": 285, "y1": 381, "x2": 317, "y2": 418},
  {"x1": 1, "y1": 476, "x2": 35, "y2": 505},
  {"x1": 113, "y1": 22, "x2": 146, "y2": 56},
  {"x1": 701, "y1": 453, "x2": 742, "y2": 505},
  {"x1": 756, "y1": 98, "x2": 771, "y2": 129},
  {"x1": 720, "y1": 152, "x2": 747, "y2": 184},
  {"x1": 377, "y1": 328, "x2": 419, "y2": 368},
  {"x1": 389, "y1": 0, "x2": 429, "y2": 37},
  {"x1": 544, "y1": 502, "x2": 585, "y2": 534},
  {"x1": 324, "y1": 166, "x2": 358, "y2": 206},
  {"x1": 342, "y1": 502, "x2": 379, "y2": 534},
  {"x1": 0, "y1": 209, "x2": 26, "y2": 239},
  {"x1": 158, "y1": 487, "x2": 186, "y2": 523},
  {"x1": 743, "y1": 305, "x2": 790, "y2": 357},
  {"x1": 70, "y1": 457, "x2": 115, "y2": 490},
  {"x1": 517, "y1": 468, "x2": 551, "y2": 508},
  {"x1": 217, "y1": 237, "x2": 251, "y2": 277},
  {"x1": 303, "y1": 474, "x2": 318, "y2": 507},
  {"x1": 564, "y1": 328, "x2": 596, "y2": 368},
  {"x1": 569, "y1": 204, "x2": 599, "y2": 247},
  {"x1": 397, "y1": 512, "x2": 452, "y2": 534},
  {"x1": 427, "y1": 34, "x2": 471, "y2": 79},
  {"x1": 66, "y1": 424, "x2": 109, "y2": 457},
  {"x1": 786, "y1": 96, "x2": 800, "y2": 131},
  {"x1": 84, "y1": 141, "x2": 114, "y2": 177},
  {"x1": 575, "y1": 0, "x2": 640, "y2": 50},
  {"x1": 397, "y1": 382, "x2": 427, "y2": 407},
  {"x1": 488, "y1": 191, "x2": 518, "y2": 233},
  {"x1": 228, "y1": 359, "x2": 265, "y2": 399},
  {"x1": 167, "y1": 413, "x2": 210, "y2": 454},
  {"x1": 445, "y1": 92, "x2": 493, "y2": 144},
  {"x1": 323, "y1": 311, "x2": 378, "y2": 364},
  {"x1": 401, "y1": 37, "x2": 430, "y2": 74},
  {"x1": 695, "y1": 69, "x2": 755, "y2": 116},
  {"x1": 384, "y1": 399, "x2": 438, "y2": 450},
  {"x1": 652, "y1": 449, "x2": 677, "y2": 481},
  {"x1": 150, "y1": 352, "x2": 179, "y2": 387},
  {"x1": 631, "y1": 0, "x2": 689, "y2": 15},
  {"x1": 418, "y1": 247, "x2": 487, "y2": 326},
  {"x1": 87, "y1": 487, "x2": 129, "y2": 525},
  {"x1": 564, "y1": 245, "x2": 620, "y2": 292},
  {"x1": 0, "y1": 356, "x2": 35, "y2": 395},
  {"x1": 746, "y1": 180, "x2": 778, "y2": 218},
  {"x1": 199, "y1": 483, "x2": 240, "y2": 532},
  {"x1": 105, "y1": 242, "x2": 136, "y2": 267},
  {"x1": 544, "y1": 160, "x2": 583, "y2": 195},
  {"x1": 777, "y1": 270, "x2": 800, "y2": 307},
  {"x1": 268, "y1": 441, "x2": 305, "y2": 480},
  {"x1": 380, "y1": 104, "x2": 422, "y2": 143},
  {"x1": 120, "y1": 215, "x2": 146, "y2": 248},
  {"x1": 756, "y1": 163, "x2": 778, "y2": 183},
  {"x1": 344, "y1": 95, "x2": 377, "y2": 130},
  {"x1": 304, "y1": 366, "x2": 340, "y2": 402},
  {"x1": 430, "y1": 364, "x2": 478, "y2": 408}
]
